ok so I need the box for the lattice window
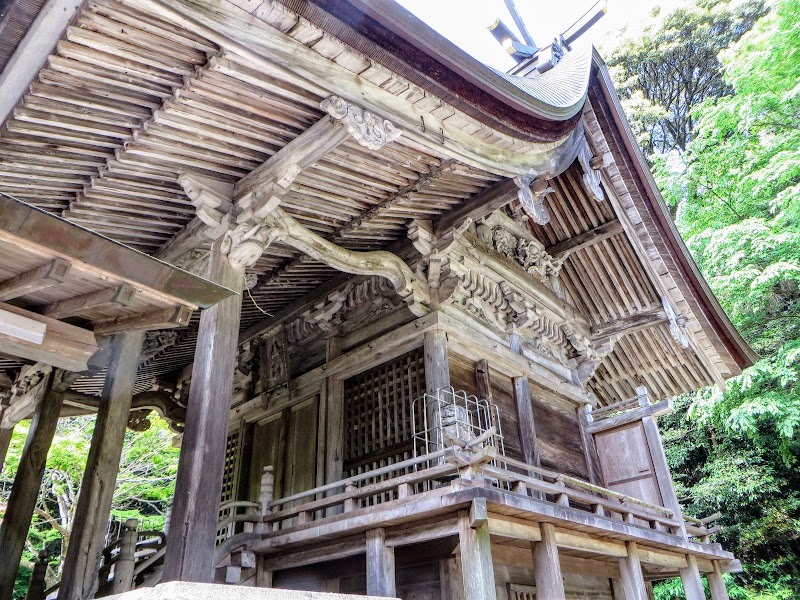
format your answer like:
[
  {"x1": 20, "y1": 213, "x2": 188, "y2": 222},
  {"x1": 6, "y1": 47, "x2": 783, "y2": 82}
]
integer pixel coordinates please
[
  {"x1": 508, "y1": 583, "x2": 536, "y2": 600},
  {"x1": 216, "y1": 428, "x2": 241, "y2": 545},
  {"x1": 343, "y1": 348, "x2": 425, "y2": 503}
]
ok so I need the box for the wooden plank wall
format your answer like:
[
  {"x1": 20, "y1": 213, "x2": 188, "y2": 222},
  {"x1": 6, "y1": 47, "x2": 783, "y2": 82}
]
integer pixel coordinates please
[{"x1": 450, "y1": 354, "x2": 589, "y2": 479}]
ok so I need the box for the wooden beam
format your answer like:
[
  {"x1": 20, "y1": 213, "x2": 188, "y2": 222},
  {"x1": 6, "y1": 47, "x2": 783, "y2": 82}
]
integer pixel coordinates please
[
  {"x1": 545, "y1": 219, "x2": 623, "y2": 259},
  {"x1": 92, "y1": 305, "x2": 193, "y2": 335},
  {"x1": 458, "y1": 507, "x2": 496, "y2": 600},
  {"x1": 0, "y1": 258, "x2": 70, "y2": 301},
  {"x1": 591, "y1": 305, "x2": 668, "y2": 341},
  {"x1": 0, "y1": 370, "x2": 56, "y2": 600},
  {"x1": 162, "y1": 248, "x2": 244, "y2": 583},
  {"x1": 43, "y1": 284, "x2": 136, "y2": 320},
  {"x1": 0, "y1": 302, "x2": 97, "y2": 372},
  {"x1": 584, "y1": 399, "x2": 673, "y2": 434},
  {"x1": 435, "y1": 179, "x2": 518, "y2": 236},
  {"x1": 532, "y1": 522, "x2": 565, "y2": 600},
  {"x1": 366, "y1": 528, "x2": 396, "y2": 597},
  {"x1": 0, "y1": 307, "x2": 46, "y2": 344},
  {"x1": 618, "y1": 541, "x2": 648, "y2": 600},
  {"x1": 58, "y1": 331, "x2": 145, "y2": 600}
]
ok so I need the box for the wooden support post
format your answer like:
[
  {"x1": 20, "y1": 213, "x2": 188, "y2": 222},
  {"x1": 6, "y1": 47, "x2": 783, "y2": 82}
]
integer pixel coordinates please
[
  {"x1": 609, "y1": 578, "x2": 626, "y2": 600},
  {"x1": 532, "y1": 522, "x2": 565, "y2": 600},
  {"x1": 111, "y1": 519, "x2": 138, "y2": 595},
  {"x1": 163, "y1": 248, "x2": 244, "y2": 583},
  {"x1": 0, "y1": 426, "x2": 12, "y2": 471},
  {"x1": 59, "y1": 331, "x2": 145, "y2": 600},
  {"x1": 707, "y1": 561, "x2": 729, "y2": 600},
  {"x1": 618, "y1": 542, "x2": 648, "y2": 600},
  {"x1": 637, "y1": 394, "x2": 686, "y2": 537},
  {"x1": 0, "y1": 370, "x2": 56, "y2": 600},
  {"x1": 679, "y1": 554, "x2": 706, "y2": 600},
  {"x1": 577, "y1": 404, "x2": 604, "y2": 486},
  {"x1": 458, "y1": 508, "x2": 495, "y2": 600},
  {"x1": 24, "y1": 551, "x2": 49, "y2": 600},
  {"x1": 324, "y1": 377, "x2": 345, "y2": 516},
  {"x1": 366, "y1": 528, "x2": 396, "y2": 597},
  {"x1": 511, "y1": 377, "x2": 540, "y2": 468},
  {"x1": 424, "y1": 329, "x2": 449, "y2": 451}
]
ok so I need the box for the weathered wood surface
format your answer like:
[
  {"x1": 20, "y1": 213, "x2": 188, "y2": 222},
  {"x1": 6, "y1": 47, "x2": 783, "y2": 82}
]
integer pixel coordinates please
[
  {"x1": 708, "y1": 561, "x2": 730, "y2": 600},
  {"x1": 679, "y1": 554, "x2": 706, "y2": 600},
  {"x1": 532, "y1": 522, "x2": 565, "y2": 600},
  {"x1": 365, "y1": 528, "x2": 395, "y2": 597},
  {"x1": 24, "y1": 551, "x2": 49, "y2": 600},
  {"x1": 0, "y1": 427, "x2": 12, "y2": 472},
  {"x1": 111, "y1": 520, "x2": 139, "y2": 595},
  {"x1": 512, "y1": 377, "x2": 540, "y2": 469},
  {"x1": 163, "y1": 248, "x2": 244, "y2": 583},
  {"x1": 618, "y1": 541, "x2": 648, "y2": 600},
  {"x1": 584, "y1": 399, "x2": 673, "y2": 434},
  {"x1": 0, "y1": 370, "x2": 56, "y2": 600},
  {"x1": 545, "y1": 218, "x2": 623, "y2": 259},
  {"x1": 58, "y1": 331, "x2": 145, "y2": 600},
  {"x1": 458, "y1": 507, "x2": 496, "y2": 600},
  {"x1": 0, "y1": 301, "x2": 98, "y2": 372},
  {"x1": 0, "y1": 258, "x2": 71, "y2": 301}
]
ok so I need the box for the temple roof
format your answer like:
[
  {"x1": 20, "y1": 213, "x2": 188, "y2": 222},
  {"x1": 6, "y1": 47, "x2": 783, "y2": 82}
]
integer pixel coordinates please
[{"x1": 0, "y1": 0, "x2": 755, "y2": 405}]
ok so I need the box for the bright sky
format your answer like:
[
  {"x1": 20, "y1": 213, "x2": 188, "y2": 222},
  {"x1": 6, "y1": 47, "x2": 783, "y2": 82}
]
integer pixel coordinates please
[{"x1": 396, "y1": 0, "x2": 684, "y2": 70}]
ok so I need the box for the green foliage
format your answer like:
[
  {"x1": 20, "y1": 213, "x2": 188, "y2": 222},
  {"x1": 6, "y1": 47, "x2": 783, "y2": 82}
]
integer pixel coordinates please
[
  {"x1": 0, "y1": 413, "x2": 179, "y2": 598},
  {"x1": 614, "y1": 0, "x2": 800, "y2": 597},
  {"x1": 609, "y1": 0, "x2": 767, "y2": 155}
]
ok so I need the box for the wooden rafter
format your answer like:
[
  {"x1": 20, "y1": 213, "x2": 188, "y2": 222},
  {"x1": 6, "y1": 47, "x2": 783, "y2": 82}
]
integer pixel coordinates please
[
  {"x1": 0, "y1": 258, "x2": 71, "y2": 301},
  {"x1": 43, "y1": 284, "x2": 137, "y2": 319},
  {"x1": 546, "y1": 218, "x2": 623, "y2": 259}
]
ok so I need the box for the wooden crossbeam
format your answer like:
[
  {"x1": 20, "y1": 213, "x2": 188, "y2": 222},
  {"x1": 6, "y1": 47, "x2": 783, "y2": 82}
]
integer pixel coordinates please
[
  {"x1": 591, "y1": 305, "x2": 667, "y2": 341},
  {"x1": 43, "y1": 284, "x2": 137, "y2": 319},
  {"x1": 546, "y1": 219, "x2": 623, "y2": 259},
  {"x1": 0, "y1": 302, "x2": 98, "y2": 372},
  {"x1": 0, "y1": 258, "x2": 71, "y2": 301},
  {"x1": 93, "y1": 305, "x2": 193, "y2": 335}
]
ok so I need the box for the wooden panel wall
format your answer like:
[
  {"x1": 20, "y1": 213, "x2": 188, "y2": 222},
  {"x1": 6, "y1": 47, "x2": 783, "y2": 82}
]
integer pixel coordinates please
[
  {"x1": 529, "y1": 383, "x2": 589, "y2": 481},
  {"x1": 247, "y1": 395, "x2": 319, "y2": 503}
]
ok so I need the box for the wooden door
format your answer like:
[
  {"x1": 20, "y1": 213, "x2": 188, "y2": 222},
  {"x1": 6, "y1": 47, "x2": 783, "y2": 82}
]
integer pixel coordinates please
[
  {"x1": 248, "y1": 395, "x2": 319, "y2": 503},
  {"x1": 593, "y1": 421, "x2": 663, "y2": 507}
]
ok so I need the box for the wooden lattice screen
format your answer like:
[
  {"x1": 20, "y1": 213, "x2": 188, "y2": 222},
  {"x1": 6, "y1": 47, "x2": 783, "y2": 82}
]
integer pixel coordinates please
[
  {"x1": 216, "y1": 428, "x2": 242, "y2": 544},
  {"x1": 343, "y1": 347, "x2": 425, "y2": 500}
]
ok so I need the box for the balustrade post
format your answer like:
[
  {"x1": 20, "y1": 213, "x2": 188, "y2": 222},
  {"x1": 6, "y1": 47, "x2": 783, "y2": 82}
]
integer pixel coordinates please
[
  {"x1": 257, "y1": 466, "x2": 274, "y2": 534},
  {"x1": 24, "y1": 551, "x2": 48, "y2": 600},
  {"x1": 111, "y1": 519, "x2": 138, "y2": 595}
]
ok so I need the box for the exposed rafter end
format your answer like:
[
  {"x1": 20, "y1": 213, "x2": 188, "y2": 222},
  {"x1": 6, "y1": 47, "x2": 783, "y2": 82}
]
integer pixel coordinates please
[{"x1": 0, "y1": 258, "x2": 71, "y2": 301}]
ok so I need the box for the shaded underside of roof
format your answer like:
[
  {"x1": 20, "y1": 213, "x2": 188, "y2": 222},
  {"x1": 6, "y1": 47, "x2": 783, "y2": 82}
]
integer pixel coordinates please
[{"x1": 0, "y1": 0, "x2": 48, "y2": 74}]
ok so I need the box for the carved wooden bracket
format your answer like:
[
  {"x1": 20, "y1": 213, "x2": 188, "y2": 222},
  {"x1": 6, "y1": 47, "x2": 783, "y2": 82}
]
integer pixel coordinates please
[
  {"x1": 577, "y1": 141, "x2": 608, "y2": 203},
  {"x1": 321, "y1": 95, "x2": 402, "y2": 150},
  {"x1": 662, "y1": 297, "x2": 689, "y2": 348},
  {"x1": 514, "y1": 174, "x2": 554, "y2": 225}
]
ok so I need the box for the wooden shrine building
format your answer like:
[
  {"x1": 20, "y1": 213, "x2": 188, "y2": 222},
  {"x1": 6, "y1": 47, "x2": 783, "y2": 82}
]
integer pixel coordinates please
[{"x1": 0, "y1": 1, "x2": 756, "y2": 600}]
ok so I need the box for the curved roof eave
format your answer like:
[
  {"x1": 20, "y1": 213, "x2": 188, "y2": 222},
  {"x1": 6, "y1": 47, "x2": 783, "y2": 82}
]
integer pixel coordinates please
[
  {"x1": 589, "y1": 49, "x2": 758, "y2": 373},
  {"x1": 276, "y1": 0, "x2": 591, "y2": 143}
]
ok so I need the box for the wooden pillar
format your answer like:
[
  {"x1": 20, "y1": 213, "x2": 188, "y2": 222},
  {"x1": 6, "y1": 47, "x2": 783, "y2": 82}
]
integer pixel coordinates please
[
  {"x1": 679, "y1": 554, "x2": 706, "y2": 600},
  {"x1": 0, "y1": 370, "x2": 56, "y2": 600},
  {"x1": 110, "y1": 519, "x2": 138, "y2": 595},
  {"x1": 0, "y1": 426, "x2": 12, "y2": 472},
  {"x1": 707, "y1": 561, "x2": 729, "y2": 600},
  {"x1": 637, "y1": 387, "x2": 686, "y2": 537},
  {"x1": 577, "y1": 405, "x2": 603, "y2": 486},
  {"x1": 162, "y1": 249, "x2": 244, "y2": 583},
  {"x1": 366, "y1": 528, "x2": 395, "y2": 597},
  {"x1": 458, "y1": 508, "x2": 495, "y2": 600},
  {"x1": 511, "y1": 377, "x2": 540, "y2": 468},
  {"x1": 424, "y1": 329, "x2": 449, "y2": 451},
  {"x1": 424, "y1": 329, "x2": 450, "y2": 393},
  {"x1": 531, "y1": 522, "x2": 564, "y2": 600},
  {"x1": 610, "y1": 578, "x2": 626, "y2": 600},
  {"x1": 24, "y1": 551, "x2": 49, "y2": 600},
  {"x1": 618, "y1": 542, "x2": 648, "y2": 600},
  {"x1": 59, "y1": 331, "x2": 145, "y2": 600}
]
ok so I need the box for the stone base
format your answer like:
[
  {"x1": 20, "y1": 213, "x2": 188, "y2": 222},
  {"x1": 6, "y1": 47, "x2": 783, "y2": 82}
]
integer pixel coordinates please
[{"x1": 105, "y1": 582, "x2": 396, "y2": 600}]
